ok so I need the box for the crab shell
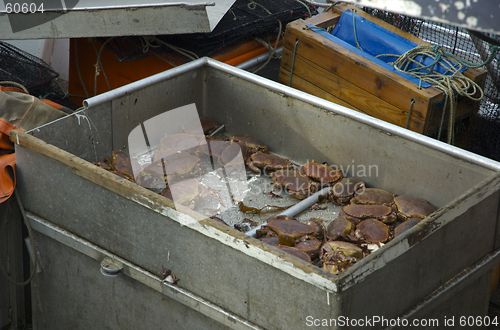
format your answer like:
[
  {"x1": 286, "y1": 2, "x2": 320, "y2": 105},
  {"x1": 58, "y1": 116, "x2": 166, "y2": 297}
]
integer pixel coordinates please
[
  {"x1": 295, "y1": 236, "x2": 322, "y2": 260},
  {"x1": 225, "y1": 135, "x2": 269, "y2": 157},
  {"x1": 299, "y1": 161, "x2": 343, "y2": 185},
  {"x1": 355, "y1": 219, "x2": 390, "y2": 243},
  {"x1": 160, "y1": 178, "x2": 200, "y2": 209},
  {"x1": 245, "y1": 152, "x2": 292, "y2": 173},
  {"x1": 320, "y1": 241, "x2": 363, "y2": 267},
  {"x1": 267, "y1": 215, "x2": 315, "y2": 246},
  {"x1": 351, "y1": 188, "x2": 395, "y2": 206},
  {"x1": 339, "y1": 204, "x2": 397, "y2": 224},
  {"x1": 394, "y1": 195, "x2": 436, "y2": 221},
  {"x1": 328, "y1": 178, "x2": 365, "y2": 205},
  {"x1": 183, "y1": 117, "x2": 220, "y2": 135},
  {"x1": 271, "y1": 169, "x2": 319, "y2": 200},
  {"x1": 277, "y1": 245, "x2": 312, "y2": 263},
  {"x1": 159, "y1": 133, "x2": 206, "y2": 154},
  {"x1": 218, "y1": 142, "x2": 246, "y2": 167},
  {"x1": 306, "y1": 218, "x2": 325, "y2": 240},
  {"x1": 394, "y1": 217, "x2": 423, "y2": 237},
  {"x1": 326, "y1": 217, "x2": 354, "y2": 240}
]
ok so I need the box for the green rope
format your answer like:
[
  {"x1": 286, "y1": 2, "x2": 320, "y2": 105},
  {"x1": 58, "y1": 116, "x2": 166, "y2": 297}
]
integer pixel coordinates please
[
  {"x1": 352, "y1": 9, "x2": 363, "y2": 51},
  {"x1": 382, "y1": 43, "x2": 499, "y2": 144}
]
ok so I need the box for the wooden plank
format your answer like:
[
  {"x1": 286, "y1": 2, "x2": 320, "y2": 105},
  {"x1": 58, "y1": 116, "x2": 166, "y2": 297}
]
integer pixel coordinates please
[
  {"x1": 278, "y1": 67, "x2": 358, "y2": 111},
  {"x1": 283, "y1": 19, "x2": 445, "y2": 122},
  {"x1": 300, "y1": 10, "x2": 340, "y2": 29},
  {"x1": 279, "y1": 56, "x2": 426, "y2": 133}
]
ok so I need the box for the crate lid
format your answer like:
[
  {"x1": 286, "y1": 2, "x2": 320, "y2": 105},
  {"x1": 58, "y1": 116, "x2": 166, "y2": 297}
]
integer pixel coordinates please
[{"x1": 0, "y1": 0, "x2": 236, "y2": 39}]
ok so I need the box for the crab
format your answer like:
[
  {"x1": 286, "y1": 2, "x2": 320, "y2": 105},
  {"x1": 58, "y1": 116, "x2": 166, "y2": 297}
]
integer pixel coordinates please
[
  {"x1": 394, "y1": 217, "x2": 423, "y2": 237},
  {"x1": 160, "y1": 178, "x2": 201, "y2": 209},
  {"x1": 200, "y1": 139, "x2": 231, "y2": 159},
  {"x1": 277, "y1": 245, "x2": 312, "y2": 263},
  {"x1": 394, "y1": 195, "x2": 436, "y2": 221},
  {"x1": 246, "y1": 152, "x2": 292, "y2": 173},
  {"x1": 306, "y1": 218, "x2": 325, "y2": 241},
  {"x1": 299, "y1": 161, "x2": 343, "y2": 186},
  {"x1": 320, "y1": 241, "x2": 363, "y2": 274},
  {"x1": 259, "y1": 236, "x2": 280, "y2": 246},
  {"x1": 267, "y1": 215, "x2": 315, "y2": 246},
  {"x1": 183, "y1": 117, "x2": 220, "y2": 136},
  {"x1": 224, "y1": 135, "x2": 269, "y2": 159},
  {"x1": 295, "y1": 235, "x2": 322, "y2": 260},
  {"x1": 271, "y1": 169, "x2": 320, "y2": 200},
  {"x1": 351, "y1": 188, "x2": 395, "y2": 206},
  {"x1": 100, "y1": 150, "x2": 136, "y2": 182},
  {"x1": 339, "y1": 204, "x2": 397, "y2": 224},
  {"x1": 355, "y1": 219, "x2": 390, "y2": 244},
  {"x1": 328, "y1": 178, "x2": 365, "y2": 205},
  {"x1": 158, "y1": 133, "x2": 206, "y2": 154},
  {"x1": 326, "y1": 217, "x2": 354, "y2": 241},
  {"x1": 136, "y1": 150, "x2": 203, "y2": 190}
]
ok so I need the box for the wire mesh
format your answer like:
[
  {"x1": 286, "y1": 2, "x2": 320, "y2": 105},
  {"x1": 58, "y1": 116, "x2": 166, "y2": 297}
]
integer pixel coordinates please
[
  {"x1": 0, "y1": 41, "x2": 80, "y2": 111},
  {"x1": 364, "y1": 7, "x2": 500, "y2": 161},
  {"x1": 101, "y1": 0, "x2": 317, "y2": 63}
]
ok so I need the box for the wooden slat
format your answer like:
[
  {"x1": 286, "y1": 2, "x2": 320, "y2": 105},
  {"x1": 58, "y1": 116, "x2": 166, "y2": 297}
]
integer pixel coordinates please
[
  {"x1": 279, "y1": 58, "x2": 426, "y2": 133},
  {"x1": 278, "y1": 67, "x2": 357, "y2": 111},
  {"x1": 300, "y1": 10, "x2": 340, "y2": 28},
  {"x1": 282, "y1": 19, "x2": 445, "y2": 122}
]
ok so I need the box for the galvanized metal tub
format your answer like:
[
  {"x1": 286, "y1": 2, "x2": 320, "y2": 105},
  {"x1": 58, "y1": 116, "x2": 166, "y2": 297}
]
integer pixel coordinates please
[{"x1": 13, "y1": 57, "x2": 500, "y2": 329}]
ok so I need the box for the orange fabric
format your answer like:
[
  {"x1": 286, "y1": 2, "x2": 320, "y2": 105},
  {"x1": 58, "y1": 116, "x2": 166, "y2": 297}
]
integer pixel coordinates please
[
  {"x1": 0, "y1": 119, "x2": 23, "y2": 203},
  {"x1": 0, "y1": 85, "x2": 27, "y2": 94},
  {"x1": 41, "y1": 98, "x2": 64, "y2": 110}
]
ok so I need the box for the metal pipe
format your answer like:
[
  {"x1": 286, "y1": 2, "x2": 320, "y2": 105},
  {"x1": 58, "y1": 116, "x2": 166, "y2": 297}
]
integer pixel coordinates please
[
  {"x1": 245, "y1": 186, "x2": 332, "y2": 237},
  {"x1": 236, "y1": 47, "x2": 283, "y2": 71}
]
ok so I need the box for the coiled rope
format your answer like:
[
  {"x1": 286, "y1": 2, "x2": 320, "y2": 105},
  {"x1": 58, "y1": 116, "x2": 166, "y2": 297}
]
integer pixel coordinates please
[
  {"x1": 350, "y1": 9, "x2": 499, "y2": 144},
  {"x1": 382, "y1": 43, "x2": 499, "y2": 144}
]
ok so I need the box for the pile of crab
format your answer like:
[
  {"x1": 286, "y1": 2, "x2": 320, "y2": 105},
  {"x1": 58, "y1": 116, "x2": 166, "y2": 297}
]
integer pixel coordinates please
[
  {"x1": 94, "y1": 117, "x2": 437, "y2": 274},
  {"x1": 256, "y1": 181, "x2": 436, "y2": 274}
]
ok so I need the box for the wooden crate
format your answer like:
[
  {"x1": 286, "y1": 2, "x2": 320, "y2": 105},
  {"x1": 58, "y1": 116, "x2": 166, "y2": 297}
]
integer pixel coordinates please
[{"x1": 279, "y1": 4, "x2": 487, "y2": 136}]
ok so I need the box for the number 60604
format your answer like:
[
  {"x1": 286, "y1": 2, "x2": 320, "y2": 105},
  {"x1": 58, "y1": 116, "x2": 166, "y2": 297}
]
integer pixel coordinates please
[{"x1": 5, "y1": 2, "x2": 44, "y2": 13}]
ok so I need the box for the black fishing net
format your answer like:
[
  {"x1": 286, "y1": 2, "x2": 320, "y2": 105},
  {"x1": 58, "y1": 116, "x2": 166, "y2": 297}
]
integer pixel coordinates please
[
  {"x1": 101, "y1": 0, "x2": 317, "y2": 63},
  {"x1": 0, "y1": 41, "x2": 80, "y2": 112},
  {"x1": 364, "y1": 8, "x2": 500, "y2": 161}
]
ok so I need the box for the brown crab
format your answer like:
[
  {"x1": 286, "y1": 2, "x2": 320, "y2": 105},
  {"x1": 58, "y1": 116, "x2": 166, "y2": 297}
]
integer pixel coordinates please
[
  {"x1": 394, "y1": 195, "x2": 436, "y2": 221},
  {"x1": 271, "y1": 169, "x2": 319, "y2": 200},
  {"x1": 394, "y1": 217, "x2": 423, "y2": 237},
  {"x1": 306, "y1": 218, "x2": 325, "y2": 241},
  {"x1": 355, "y1": 219, "x2": 390, "y2": 244},
  {"x1": 320, "y1": 241, "x2": 363, "y2": 274},
  {"x1": 159, "y1": 133, "x2": 206, "y2": 154},
  {"x1": 277, "y1": 245, "x2": 312, "y2": 263},
  {"x1": 218, "y1": 142, "x2": 246, "y2": 167},
  {"x1": 100, "y1": 150, "x2": 136, "y2": 182},
  {"x1": 328, "y1": 178, "x2": 365, "y2": 205},
  {"x1": 246, "y1": 152, "x2": 292, "y2": 173},
  {"x1": 299, "y1": 161, "x2": 343, "y2": 186},
  {"x1": 351, "y1": 188, "x2": 395, "y2": 206},
  {"x1": 160, "y1": 178, "x2": 201, "y2": 209},
  {"x1": 267, "y1": 215, "x2": 314, "y2": 246},
  {"x1": 295, "y1": 235, "x2": 322, "y2": 260},
  {"x1": 326, "y1": 217, "x2": 354, "y2": 240},
  {"x1": 183, "y1": 117, "x2": 220, "y2": 136},
  {"x1": 339, "y1": 204, "x2": 397, "y2": 224},
  {"x1": 225, "y1": 135, "x2": 269, "y2": 158}
]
